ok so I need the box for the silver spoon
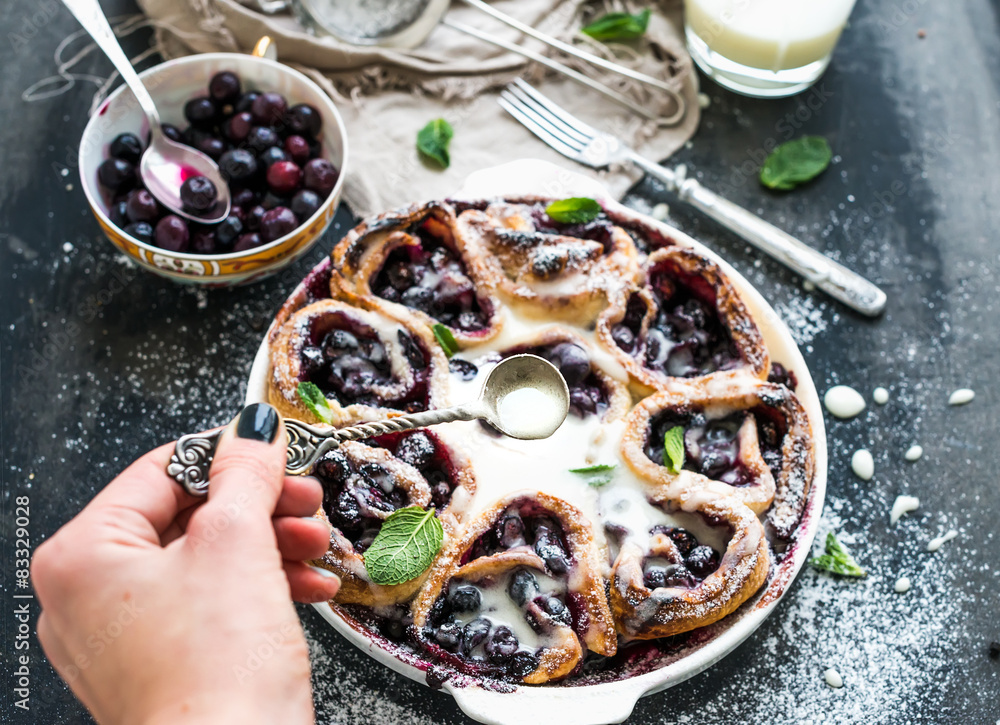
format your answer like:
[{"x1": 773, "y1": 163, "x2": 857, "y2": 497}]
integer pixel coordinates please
[
  {"x1": 62, "y1": 0, "x2": 231, "y2": 223},
  {"x1": 168, "y1": 354, "x2": 570, "y2": 496}
]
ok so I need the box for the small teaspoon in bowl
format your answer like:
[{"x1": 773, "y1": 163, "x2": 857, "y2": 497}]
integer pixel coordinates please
[
  {"x1": 167, "y1": 354, "x2": 570, "y2": 496},
  {"x1": 62, "y1": 0, "x2": 231, "y2": 223}
]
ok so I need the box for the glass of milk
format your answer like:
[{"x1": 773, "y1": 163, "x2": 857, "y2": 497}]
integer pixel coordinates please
[{"x1": 684, "y1": 0, "x2": 858, "y2": 97}]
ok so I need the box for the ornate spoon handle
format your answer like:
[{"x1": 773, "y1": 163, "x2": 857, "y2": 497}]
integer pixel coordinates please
[{"x1": 167, "y1": 405, "x2": 483, "y2": 497}]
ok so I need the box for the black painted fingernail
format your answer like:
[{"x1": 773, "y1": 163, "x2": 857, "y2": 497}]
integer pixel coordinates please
[{"x1": 236, "y1": 403, "x2": 280, "y2": 443}]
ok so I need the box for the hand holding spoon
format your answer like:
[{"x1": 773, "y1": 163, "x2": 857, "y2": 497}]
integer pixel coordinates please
[
  {"x1": 62, "y1": 0, "x2": 231, "y2": 223},
  {"x1": 168, "y1": 354, "x2": 570, "y2": 496}
]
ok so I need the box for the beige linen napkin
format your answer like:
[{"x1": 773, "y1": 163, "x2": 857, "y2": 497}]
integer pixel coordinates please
[{"x1": 137, "y1": 0, "x2": 700, "y2": 215}]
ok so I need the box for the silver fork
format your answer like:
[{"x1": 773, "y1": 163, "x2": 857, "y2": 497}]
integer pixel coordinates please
[{"x1": 499, "y1": 79, "x2": 887, "y2": 317}]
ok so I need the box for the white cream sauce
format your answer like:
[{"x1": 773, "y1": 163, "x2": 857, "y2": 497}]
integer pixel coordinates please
[{"x1": 498, "y1": 387, "x2": 562, "y2": 438}]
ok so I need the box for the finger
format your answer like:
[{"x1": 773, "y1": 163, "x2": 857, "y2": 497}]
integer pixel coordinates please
[
  {"x1": 274, "y1": 476, "x2": 323, "y2": 518},
  {"x1": 80, "y1": 439, "x2": 205, "y2": 545},
  {"x1": 284, "y1": 560, "x2": 340, "y2": 603},
  {"x1": 196, "y1": 404, "x2": 286, "y2": 543},
  {"x1": 273, "y1": 516, "x2": 332, "y2": 561}
]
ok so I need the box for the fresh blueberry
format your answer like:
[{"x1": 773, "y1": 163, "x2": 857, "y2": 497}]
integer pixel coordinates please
[
  {"x1": 124, "y1": 221, "x2": 153, "y2": 243},
  {"x1": 259, "y1": 206, "x2": 298, "y2": 242},
  {"x1": 245, "y1": 205, "x2": 266, "y2": 231},
  {"x1": 153, "y1": 215, "x2": 190, "y2": 252},
  {"x1": 219, "y1": 149, "x2": 258, "y2": 183},
  {"x1": 232, "y1": 232, "x2": 263, "y2": 252},
  {"x1": 539, "y1": 595, "x2": 571, "y2": 626},
  {"x1": 247, "y1": 126, "x2": 280, "y2": 154},
  {"x1": 284, "y1": 134, "x2": 311, "y2": 164},
  {"x1": 190, "y1": 227, "x2": 216, "y2": 254},
  {"x1": 266, "y1": 160, "x2": 302, "y2": 196},
  {"x1": 290, "y1": 189, "x2": 321, "y2": 220},
  {"x1": 209, "y1": 71, "x2": 241, "y2": 104},
  {"x1": 108, "y1": 199, "x2": 129, "y2": 226},
  {"x1": 448, "y1": 358, "x2": 479, "y2": 381},
  {"x1": 302, "y1": 158, "x2": 338, "y2": 196},
  {"x1": 184, "y1": 97, "x2": 217, "y2": 128},
  {"x1": 97, "y1": 158, "x2": 134, "y2": 191},
  {"x1": 109, "y1": 132, "x2": 143, "y2": 164},
  {"x1": 258, "y1": 146, "x2": 290, "y2": 169},
  {"x1": 214, "y1": 215, "x2": 243, "y2": 250},
  {"x1": 235, "y1": 91, "x2": 259, "y2": 114},
  {"x1": 231, "y1": 188, "x2": 256, "y2": 209},
  {"x1": 224, "y1": 111, "x2": 254, "y2": 143},
  {"x1": 125, "y1": 189, "x2": 159, "y2": 223},
  {"x1": 180, "y1": 176, "x2": 218, "y2": 213},
  {"x1": 287, "y1": 103, "x2": 322, "y2": 137},
  {"x1": 251, "y1": 91, "x2": 287, "y2": 126},
  {"x1": 161, "y1": 124, "x2": 184, "y2": 143},
  {"x1": 499, "y1": 515, "x2": 525, "y2": 549}
]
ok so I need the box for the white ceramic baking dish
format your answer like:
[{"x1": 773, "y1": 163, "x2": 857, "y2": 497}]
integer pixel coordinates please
[{"x1": 244, "y1": 160, "x2": 828, "y2": 725}]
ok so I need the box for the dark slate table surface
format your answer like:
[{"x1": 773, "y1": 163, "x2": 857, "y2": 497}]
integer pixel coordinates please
[{"x1": 2, "y1": 0, "x2": 998, "y2": 722}]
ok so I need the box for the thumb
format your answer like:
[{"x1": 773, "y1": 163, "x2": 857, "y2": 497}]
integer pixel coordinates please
[{"x1": 191, "y1": 403, "x2": 287, "y2": 549}]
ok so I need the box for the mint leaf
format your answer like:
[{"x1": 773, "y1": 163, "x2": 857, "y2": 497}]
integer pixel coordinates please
[
  {"x1": 586, "y1": 475, "x2": 613, "y2": 488},
  {"x1": 297, "y1": 381, "x2": 334, "y2": 425},
  {"x1": 581, "y1": 8, "x2": 651, "y2": 41},
  {"x1": 569, "y1": 464, "x2": 617, "y2": 474},
  {"x1": 416, "y1": 118, "x2": 453, "y2": 169},
  {"x1": 760, "y1": 136, "x2": 832, "y2": 191},
  {"x1": 662, "y1": 426, "x2": 685, "y2": 474},
  {"x1": 431, "y1": 323, "x2": 458, "y2": 358},
  {"x1": 545, "y1": 197, "x2": 602, "y2": 224},
  {"x1": 809, "y1": 532, "x2": 867, "y2": 577},
  {"x1": 363, "y1": 507, "x2": 444, "y2": 585}
]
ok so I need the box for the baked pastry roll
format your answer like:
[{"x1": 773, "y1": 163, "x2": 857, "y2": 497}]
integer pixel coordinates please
[
  {"x1": 607, "y1": 492, "x2": 769, "y2": 639},
  {"x1": 412, "y1": 492, "x2": 616, "y2": 684},
  {"x1": 268, "y1": 299, "x2": 449, "y2": 425},
  {"x1": 310, "y1": 429, "x2": 475, "y2": 606},
  {"x1": 456, "y1": 199, "x2": 640, "y2": 324},
  {"x1": 597, "y1": 246, "x2": 768, "y2": 392},
  {"x1": 330, "y1": 201, "x2": 503, "y2": 347},
  {"x1": 621, "y1": 381, "x2": 814, "y2": 538}
]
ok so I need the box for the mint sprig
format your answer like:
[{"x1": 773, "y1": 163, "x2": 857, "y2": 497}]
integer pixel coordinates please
[
  {"x1": 297, "y1": 381, "x2": 334, "y2": 424},
  {"x1": 809, "y1": 532, "x2": 867, "y2": 578},
  {"x1": 416, "y1": 118, "x2": 453, "y2": 169},
  {"x1": 581, "y1": 8, "x2": 651, "y2": 42},
  {"x1": 363, "y1": 507, "x2": 444, "y2": 585},
  {"x1": 545, "y1": 197, "x2": 602, "y2": 224},
  {"x1": 662, "y1": 426, "x2": 685, "y2": 474},
  {"x1": 570, "y1": 463, "x2": 617, "y2": 488},
  {"x1": 569, "y1": 463, "x2": 617, "y2": 474},
  {"x1": 431, "y1": 323, "x2": 458, "y2": 358},
  {"x1": 760, "y1": 136, "x2": 832, "y2": 191}
]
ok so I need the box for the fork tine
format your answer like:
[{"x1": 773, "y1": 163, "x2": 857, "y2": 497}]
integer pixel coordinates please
[
  {"x1": 498, "y1": 95, "x2": 584, "y2": 161},
  {"x1": 511, "y1": 78, "x2": 602, "y2": 140},
  {"x1": 499, "y1": 89, "x2": 588, "y2": 153},
  {"x1": 505, "y1": 85, "x2": 592, "y2": 147}
]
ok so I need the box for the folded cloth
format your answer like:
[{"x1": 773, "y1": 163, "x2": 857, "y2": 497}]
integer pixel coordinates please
[{"x1": 137, "y1": 0, "x2": 700, "y2": 215}]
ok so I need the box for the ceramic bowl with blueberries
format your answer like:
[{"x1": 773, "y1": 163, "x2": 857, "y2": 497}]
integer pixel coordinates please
[{"x1": 79, "y1": 53, "x2": 348, "y2": 286}]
